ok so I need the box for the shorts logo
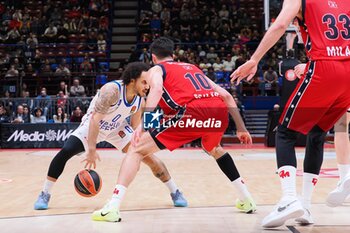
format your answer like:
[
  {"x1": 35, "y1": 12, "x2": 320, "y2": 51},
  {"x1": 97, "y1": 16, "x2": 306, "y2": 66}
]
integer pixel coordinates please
[
  {"x1": 118, "y1": 131, "x2": 126, "y2": 138},
  {"x1": 143, "y1": 110, "x2": 162, "y2": 129}
]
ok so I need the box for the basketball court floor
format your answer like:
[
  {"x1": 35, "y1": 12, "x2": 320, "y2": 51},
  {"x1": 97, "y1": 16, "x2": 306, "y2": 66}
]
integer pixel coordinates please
[{"x1": 0, "y1": 145, "x2": 349, "y2": 233}]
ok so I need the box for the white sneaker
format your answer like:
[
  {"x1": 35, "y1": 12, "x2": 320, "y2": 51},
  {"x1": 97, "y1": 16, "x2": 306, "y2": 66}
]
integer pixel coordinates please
[
  {"x1": 261, "y1": 197, "x2": 304, "y2": 228},
  {"x1": 326, "y1": 175, "x2": 350, "y2": 207},
  {"x1": 295, "y1": 208, "x2": 314, "y2": 225}
]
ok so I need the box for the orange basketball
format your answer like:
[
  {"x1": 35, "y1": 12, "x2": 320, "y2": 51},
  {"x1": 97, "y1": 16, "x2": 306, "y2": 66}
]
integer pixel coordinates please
[{"x1": 74, "y1": 170, "x2": 102, "y2": 197}]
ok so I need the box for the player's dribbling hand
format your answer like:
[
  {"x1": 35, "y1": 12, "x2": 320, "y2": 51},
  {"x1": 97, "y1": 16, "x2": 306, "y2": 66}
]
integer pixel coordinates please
[
  {"x1": 236, "y1": 131, "x2": 253, "y2": 145},
  {"x1": 82, "y1": 150, "x2": 101, "y2": 170},
  {"x1": 230, "y1": 60, "x2": 258, "y2": 86},
  {"x1": 131, "y1": 125, "x2": 142, "y2": 147},
  {"x1": 294, "y1": 63, "x2": 307, "y2": 78}
]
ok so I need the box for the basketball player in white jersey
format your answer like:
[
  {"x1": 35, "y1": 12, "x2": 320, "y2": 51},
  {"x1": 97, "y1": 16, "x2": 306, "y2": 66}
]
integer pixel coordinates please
[{"x1": 34, "y1": 62, "x2": 187, "y2": 210}]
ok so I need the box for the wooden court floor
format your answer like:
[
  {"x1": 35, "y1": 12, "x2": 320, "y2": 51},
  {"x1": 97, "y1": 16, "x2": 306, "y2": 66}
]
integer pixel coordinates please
[{"x1": 0, "y1": 145, "x2": 349, "y2": 233}]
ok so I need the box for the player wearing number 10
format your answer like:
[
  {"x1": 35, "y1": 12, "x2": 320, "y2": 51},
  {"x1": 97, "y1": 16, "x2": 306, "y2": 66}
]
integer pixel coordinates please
[
  {"x1": 231, "y1": 0, "x2": 350, "y2": 228},
  {"x1": 92, "y1": 37, "x2": 256, "y2": 222}
]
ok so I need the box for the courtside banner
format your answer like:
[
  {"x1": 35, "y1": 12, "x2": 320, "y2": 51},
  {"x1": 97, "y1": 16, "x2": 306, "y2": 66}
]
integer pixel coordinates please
[{"x1": 0, "y1": 123, "x2": 79, "y2": 148}]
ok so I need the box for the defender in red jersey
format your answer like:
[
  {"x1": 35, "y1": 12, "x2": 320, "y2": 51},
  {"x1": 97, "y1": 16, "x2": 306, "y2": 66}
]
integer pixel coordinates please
[
  {"x1": 92, "y1": 37, "x2": 257, "y2": 222},
  {"x1": 231, "y1": 0, "x2": 350, "y2": 228}
]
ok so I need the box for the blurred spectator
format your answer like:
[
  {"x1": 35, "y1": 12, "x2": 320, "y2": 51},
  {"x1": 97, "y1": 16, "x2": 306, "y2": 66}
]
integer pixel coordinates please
[
  {"x1": 7, "y1": 27, "x2": 21, "y2": 44},
  {"x1": 5, "y1": 65, "x2": 19, "y2": 77},
  {"x1": 31, "y1": 107, "x2": 46, "y2": 123},
  {"x1": 212, "y1": 57, "x2": 223, "y2": 71},
  {"x1": 58, "y1": 81, "x2": 69, "y2": 96},
  {"x1": 35, "y1": 88, "x2": 51, "y2": 116},
  {"x1": 206, "y1": 67, "x2": 217, "y2": 82},
  {"x1": 55, "y1": 64, "x2": 71, "y2": 77},
  {"x1": 1, "y1": 90, "x2": 14, "y2": 111},
  {"x1": 206, "y1": 47, "x2": 218, "y2": 63},
  {"x1": 43, "y1": 23, "x2": 58, "y2": 42},
  {"x1": 12, "y1": 104, "x2": 30, "y2": 123},
  {"x1": 53, "y1": 107, "x2": 68, "y2": 123},
  {"x1": 222, "y1": 54, "x2": 235, "y2": 73},
  {"x1": 263, "y1": 66, "x2": 279, "y2": 96},
  {"x1": 139, "y1": 48, "x2": 151, "y2": 64},
  {"x1": 0, "y1": 105, "x2": 11, "y2": 123},
  {"x1": 26, "y1": 33, "x2": 39, "y2": 49},
  {"x1": 97, "y1": 34, "x2": 106, "y2": 52},
  {"x1": 151, "y1": 0, "x2": 163, "y2": 14},
  {"x1": 80, "y1": 57, "x2": 93, "y2": 72},
  {"x1": 57, "y1": 91, "x2": 68, "y2": 109},
  {"x1": 70, "y1": 78, "x2": 85, "y2": 97},
  {"x1": 70, "y1": 106, "x2": 84, "y2": 122}
]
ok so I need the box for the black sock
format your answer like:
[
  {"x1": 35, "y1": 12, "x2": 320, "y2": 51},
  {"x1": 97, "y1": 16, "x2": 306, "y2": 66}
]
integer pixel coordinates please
[{"x1": 216, "y1": 152, "x2": 240, "y2": 182}]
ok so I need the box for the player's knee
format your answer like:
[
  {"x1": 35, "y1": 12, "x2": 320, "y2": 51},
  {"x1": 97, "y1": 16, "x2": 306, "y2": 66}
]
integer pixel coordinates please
[
  {"x1": 308, "y1": 126, "x2": 326, "y2": 145},
  {"x1": 207, "y1": 145, "x2": 225, "y2": 159}
]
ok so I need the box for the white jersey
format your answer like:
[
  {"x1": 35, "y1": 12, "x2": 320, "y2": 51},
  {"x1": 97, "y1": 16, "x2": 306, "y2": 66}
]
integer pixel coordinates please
[
  {"x1": 80, "y1": 80, "x2": 142, "y2": 133},
  {"x1": 72, "y1": 80, "x2": 142, "y2": 150}
]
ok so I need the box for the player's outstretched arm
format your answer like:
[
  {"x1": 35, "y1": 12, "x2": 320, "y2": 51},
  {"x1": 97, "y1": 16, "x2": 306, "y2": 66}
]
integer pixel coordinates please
[
  {"x1": 83, "y1": 83, "x2": 120, "y2": 169},
  {"x1": 206, "y1": 77, "x2": 252, "y2": 144},
  {"x1": 144, "y1": 66, "x2": 164, "y2": 111},
  {"x1": 230, "y1": 0, "x2": 301, "y2": 85}
]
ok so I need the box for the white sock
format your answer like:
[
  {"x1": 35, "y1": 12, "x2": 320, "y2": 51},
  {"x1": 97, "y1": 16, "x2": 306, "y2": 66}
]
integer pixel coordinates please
[
  {"x1": 338, "y1": 164, "x2": 350, "y2": 182},
  {"x1": 43, "y1": 179, "x2": 55, "y2": 194},
  {"x1": 278, "y1": 166, "x2": 297, "y2": 199},
  {"x1": 301, "y1": 172, "x2": 319, "y2": 209},
  {"x1": 164, "y1": 179, "x2": 178, "y2": 194},
  {"x1": 109, "y1": 185, "x2": 127, "y2": 209},
  {"x1": 232, "y1": 177, "x2": 251, "y2": 201}
]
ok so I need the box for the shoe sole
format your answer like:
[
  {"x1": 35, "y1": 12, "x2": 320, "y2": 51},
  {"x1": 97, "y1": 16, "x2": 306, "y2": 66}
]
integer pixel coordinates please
[
  {"x1": 34, "y1": 205, "x2": 48, "y2": 210},
  {"x1": 262, "y1": 208, "x2": 304, "y2": 228},
  {"x1": 295, "y1": 218, "x2": 314, "y2": 225},
  {"x1": 326, "y1": 178, "x2": 350, "y2": 207}
]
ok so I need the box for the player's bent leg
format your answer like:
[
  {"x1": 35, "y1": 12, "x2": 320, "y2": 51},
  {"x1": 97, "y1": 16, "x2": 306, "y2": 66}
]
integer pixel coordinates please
[
  {"x1": 206, "y1": 145, "x2": 256, "y2": 214},
  {"x1": 34, "y1": 136, "x2": 85, "y2": 210},
  {"x1": 142, "y1": 155, "x2": 188, "y2": 207},
  {"x1": 93, "y1": 132, "x2": 161, "y2": 222}
]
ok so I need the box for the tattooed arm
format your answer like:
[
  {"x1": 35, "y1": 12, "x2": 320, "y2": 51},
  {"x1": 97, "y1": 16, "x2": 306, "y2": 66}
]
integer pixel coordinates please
[{"x1": 83, "y1": 82, "x2": 120, "y2": 169}]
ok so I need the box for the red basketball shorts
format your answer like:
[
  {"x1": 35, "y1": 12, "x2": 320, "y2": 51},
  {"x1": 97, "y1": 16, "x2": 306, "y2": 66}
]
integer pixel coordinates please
[
  {"x1": 150, "y1": 97, "x2": 229, "y2": 152},
  {"x1": 280, "y1": 60, "x2": 350, "y2": 134}
]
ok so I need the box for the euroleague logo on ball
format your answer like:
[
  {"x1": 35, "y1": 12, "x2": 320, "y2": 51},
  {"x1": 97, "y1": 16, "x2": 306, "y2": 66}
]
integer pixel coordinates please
[{"x1": 285, "y1": 69, "x2": 297, "y2": 81}]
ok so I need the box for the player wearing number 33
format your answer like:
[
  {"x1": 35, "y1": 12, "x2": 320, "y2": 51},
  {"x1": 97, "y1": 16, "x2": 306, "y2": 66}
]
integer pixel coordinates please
[
  {"x1": 34, "y1": 62, "x2": 188, "y2": 211},
  {"x1": 231, "y1": 0, "x2": 350, "y2": 228}
]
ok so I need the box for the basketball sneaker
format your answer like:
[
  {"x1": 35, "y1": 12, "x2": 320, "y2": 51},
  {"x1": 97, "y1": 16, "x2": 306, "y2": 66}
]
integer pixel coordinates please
[
  {"x1": 261, "y1": 197, "x2": 304, "y2": 228},
  {"x1": 235, "y1": 197, "x2": 257, "y2": 213},
  {"x1": 34, "y1": 191, "x2": 51, "y2": 210},
  {"x1": 326, "y1": 175, "x2": 350, "y2": 207},
  {"x1": 171, "y1": 189, "x2": 188, "y2": 207},
  {"x1": 295, "y1": 208, "x2": 314, "y2": 225},
  {"x1": 92, "y1": 202, "x2": 121, "y2": 222}
]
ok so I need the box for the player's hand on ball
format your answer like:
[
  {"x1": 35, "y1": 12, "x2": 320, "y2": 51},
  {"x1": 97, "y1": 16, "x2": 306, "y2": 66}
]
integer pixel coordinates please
[
  {"x1": 82, "y1": 149, "x2": 101, "y2": 169},
  {"x1": 294, "y1": 64, "x2": 307, "y2": 78},
  {"x1": 230, "y1": 60, "x2": 257, "y2": 85},
  {"x1": 236, "y1": 131, "x2": 252, "y2": 145}
]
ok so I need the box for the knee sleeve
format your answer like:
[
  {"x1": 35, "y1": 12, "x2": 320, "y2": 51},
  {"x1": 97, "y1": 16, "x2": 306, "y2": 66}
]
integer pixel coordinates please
[{"x1": 47, "y1": 136, "x2": 85, "y2": 179}]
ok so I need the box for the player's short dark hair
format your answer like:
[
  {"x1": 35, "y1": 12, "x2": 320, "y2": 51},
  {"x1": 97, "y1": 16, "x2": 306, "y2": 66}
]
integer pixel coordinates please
[
  {"x1": 122, "y1": 62, "x2": 150, "y2": 85},
  {"x1": 149, "y1": 37, "x2": 174, "y2": 59}
]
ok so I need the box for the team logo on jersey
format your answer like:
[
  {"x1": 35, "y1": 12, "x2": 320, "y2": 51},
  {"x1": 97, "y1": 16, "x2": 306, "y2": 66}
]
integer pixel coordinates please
[
  {"x1": 118, "y1": 130, "x2": 126, "y2": 138},
  {"x1": 143, "y1": 110, "x2": 162, "y2": 129},
  {"x1": 328, "y1": 0, "x2": 338, "y2": 8},
  {"x1": 130, "y1": 106, "x2": 137, "y2": 114}
]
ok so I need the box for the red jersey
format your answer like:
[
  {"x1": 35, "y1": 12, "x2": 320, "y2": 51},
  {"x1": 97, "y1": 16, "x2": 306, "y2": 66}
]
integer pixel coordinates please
[
  {"x1": 156, "y1": 61, "x2": 219, "y2": 115},
  {"x1": 299, "y1": 0, "x2": 350, "y2": 60}
]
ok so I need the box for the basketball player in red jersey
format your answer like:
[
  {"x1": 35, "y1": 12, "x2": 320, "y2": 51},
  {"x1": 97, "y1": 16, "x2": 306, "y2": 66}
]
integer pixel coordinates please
[
  {"x1": 91, "y1": 37, "x2": 256, "y2": 222},
  {"x1": 231, "y1": 0, "x2": 350, "y2": 228}
]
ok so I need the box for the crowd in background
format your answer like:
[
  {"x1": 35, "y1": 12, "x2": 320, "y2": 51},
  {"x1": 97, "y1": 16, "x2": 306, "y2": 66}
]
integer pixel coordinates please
[{"x1": 1, "y1": 0, "x2": 306, "y2": 126}]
